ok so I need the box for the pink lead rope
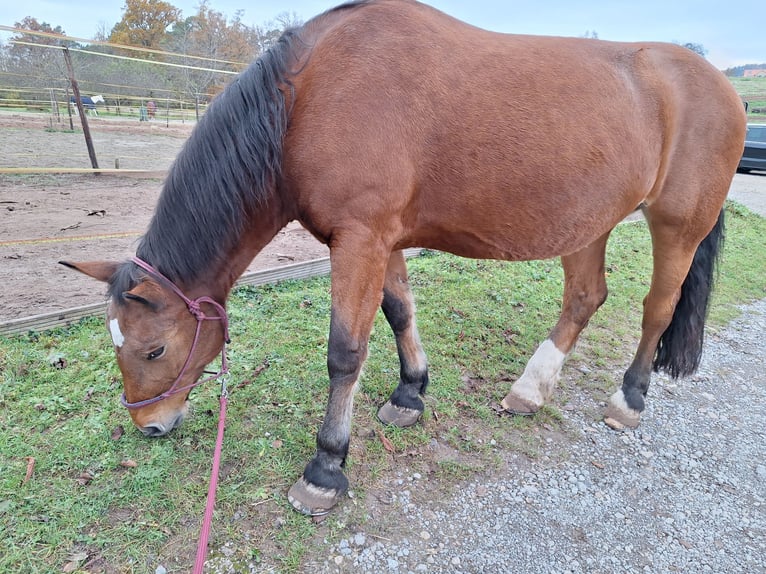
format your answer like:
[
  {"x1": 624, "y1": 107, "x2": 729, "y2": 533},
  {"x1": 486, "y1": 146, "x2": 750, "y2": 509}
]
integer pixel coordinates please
[
  {"x1": 194, "y1": 380, "x2": 228, "y2": 574},
  {"x1": 126, "y1": 257, "x2": 230, "y2": 573}
]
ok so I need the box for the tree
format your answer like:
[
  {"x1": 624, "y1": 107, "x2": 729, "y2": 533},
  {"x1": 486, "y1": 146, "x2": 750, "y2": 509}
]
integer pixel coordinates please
[
  {"x1": 6, "y1": 17, "x2": 74, "y2": 89},
  {"x1": 109, "y1": 0, "x2": 181, "y2": 49},
  {"x1": 165, "y1": 1, "x2": 257, "y2": 64},
  {"x1": 256, "y1": 12, "x2": 303, "y2": 53},
  {"x1": 679, "y1": 42, "x2": 707, "y2": 58},
  {"x1": 0, "y1": 1, "x2": 299, "y2": 120},
  {"x1": 163, "y1": 1, "x2": 262, "y2": 114}
]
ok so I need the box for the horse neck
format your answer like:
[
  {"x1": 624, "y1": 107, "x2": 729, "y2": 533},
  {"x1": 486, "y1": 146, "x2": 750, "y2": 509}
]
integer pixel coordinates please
[
  {"x1": 138, "y1": 187, "x2": 293, "y2": 305},
  {"x1": 183, "y1": 198, "x2": 293, "y2": 303},
  {"x1": 211, "y1": 203, "x2": 292, "y2": 299}
]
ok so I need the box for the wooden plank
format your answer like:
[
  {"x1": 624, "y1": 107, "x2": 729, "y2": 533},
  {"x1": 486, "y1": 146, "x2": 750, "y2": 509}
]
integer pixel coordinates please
[
  {"x1": 0, "y1": 168, "x2": 166, "y2": 178},
  {"x1": 0, "y1": 303, "x2": 107, "y2": 336},
  {"x1": 0, "y1": 249, "x2": 423, "y2": 336}
]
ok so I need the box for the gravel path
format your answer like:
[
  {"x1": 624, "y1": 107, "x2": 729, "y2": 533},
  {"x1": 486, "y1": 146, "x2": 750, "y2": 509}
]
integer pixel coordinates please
[{"x1": 309, "y1": 298, "x2": 766, "y2": 573}]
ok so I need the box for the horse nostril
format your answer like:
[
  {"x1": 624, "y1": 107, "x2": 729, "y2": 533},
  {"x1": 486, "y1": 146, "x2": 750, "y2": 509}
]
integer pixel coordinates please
[
  {"x1": 139, "y1": 413, "x2": 185, "y2": 437},
  {"x1": 140, "y1": 423, "x2": 168, "y2": 437},
  {"x1": 170, "y1": 412, "x2": 186, "y2": 430}
]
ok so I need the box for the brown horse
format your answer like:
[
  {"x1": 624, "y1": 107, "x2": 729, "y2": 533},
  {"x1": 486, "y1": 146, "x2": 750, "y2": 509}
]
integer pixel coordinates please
[{"x1": 61, "y1": 0, "x2": 746, "y2": 516}]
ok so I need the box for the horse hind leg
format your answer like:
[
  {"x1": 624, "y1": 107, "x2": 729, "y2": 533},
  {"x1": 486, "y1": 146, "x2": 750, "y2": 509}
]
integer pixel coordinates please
[
  {"x1": 377, "y1": 250, "x2": 430, "y2": 427},
  {"x1": 502, "y1": 232, "x2": 610, "y2": 414},
  {"x1": 604, "y1": 209, "x2": 725, "y2": 429}
]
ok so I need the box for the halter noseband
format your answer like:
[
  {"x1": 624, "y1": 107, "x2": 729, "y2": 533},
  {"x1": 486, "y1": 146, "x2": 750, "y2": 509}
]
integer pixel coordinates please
[{"x1": 119, "y1": 257, "x2": 230, "y2": 410}]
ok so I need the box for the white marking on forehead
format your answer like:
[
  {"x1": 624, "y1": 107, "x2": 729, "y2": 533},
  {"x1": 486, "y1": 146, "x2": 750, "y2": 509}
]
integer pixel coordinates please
[{"x1": 109, "y1": 318, "x2": 125, "y2": 348}]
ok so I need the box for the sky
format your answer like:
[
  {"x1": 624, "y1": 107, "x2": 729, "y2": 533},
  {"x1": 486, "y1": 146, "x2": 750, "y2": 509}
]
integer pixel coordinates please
[{"x1": 0, "y1": 0, "x2": 762, "y2": 70}]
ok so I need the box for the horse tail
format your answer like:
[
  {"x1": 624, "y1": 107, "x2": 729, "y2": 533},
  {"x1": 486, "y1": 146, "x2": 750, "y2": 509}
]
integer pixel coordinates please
[{"x1": 653, "y1": 208, "x2": 725, "y2": 378}]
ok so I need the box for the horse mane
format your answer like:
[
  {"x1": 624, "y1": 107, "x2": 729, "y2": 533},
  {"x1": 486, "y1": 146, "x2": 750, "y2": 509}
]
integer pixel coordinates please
[
  {"x1": 107, "y1": 0, "x2": 377, "y2": 301},
  {"x1": 137, "y1": 35, "x2": 299, "y2": 283}
]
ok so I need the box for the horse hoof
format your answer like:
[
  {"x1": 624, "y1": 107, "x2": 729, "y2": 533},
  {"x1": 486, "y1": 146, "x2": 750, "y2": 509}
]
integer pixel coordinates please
[
  {"x1": 377, "y1": 400, "x2": 422, "y2": 427},
  {"x1": 603, "y1": 390, "x2": 641, "y2": 430},
  {"x1": 287, "y1": 477, "x2": 345, "y2": 516},
  {"x1": 500, "y1": 392, "x2": 541, "y2": 416}
]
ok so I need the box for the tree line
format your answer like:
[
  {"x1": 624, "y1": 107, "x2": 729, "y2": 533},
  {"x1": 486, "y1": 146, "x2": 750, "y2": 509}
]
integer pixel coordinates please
[{"x1": 0, "y1": 0, "x2": 298, "y2": 114}]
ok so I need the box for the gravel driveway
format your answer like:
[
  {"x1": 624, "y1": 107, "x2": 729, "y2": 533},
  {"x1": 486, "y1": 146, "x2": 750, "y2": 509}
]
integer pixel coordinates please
[
  {"x1": 310, "y1": 297, "x2": 766, "y2": 573},
  {"x1": 303, "y1": 176, "x2": 766, "y2": 574}
]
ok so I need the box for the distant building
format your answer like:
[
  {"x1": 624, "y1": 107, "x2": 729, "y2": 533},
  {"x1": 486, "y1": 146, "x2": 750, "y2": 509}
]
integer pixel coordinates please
[{"x1": 743, "y1": 69, "x2": 766, "y2": 78}]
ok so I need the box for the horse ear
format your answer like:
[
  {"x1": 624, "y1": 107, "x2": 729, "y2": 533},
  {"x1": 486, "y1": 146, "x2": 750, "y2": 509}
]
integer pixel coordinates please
[{"x1": 59, "y1": 260, "x2": 120, "y2": 283}]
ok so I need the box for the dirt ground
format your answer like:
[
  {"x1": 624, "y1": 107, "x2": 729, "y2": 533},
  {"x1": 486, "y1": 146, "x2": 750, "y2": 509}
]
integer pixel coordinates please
[{"x1": 0, "y1": 112, "x2": 328, "y2": 323}]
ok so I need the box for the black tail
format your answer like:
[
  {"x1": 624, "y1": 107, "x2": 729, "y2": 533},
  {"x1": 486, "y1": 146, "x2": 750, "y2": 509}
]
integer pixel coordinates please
[{"x1": 653, "y1": 209, "x2": 725, "y2": 379}]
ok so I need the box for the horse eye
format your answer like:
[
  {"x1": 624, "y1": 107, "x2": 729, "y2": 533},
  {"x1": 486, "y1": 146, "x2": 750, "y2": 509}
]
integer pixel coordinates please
[{"x1": 147, "y1": 346, "x2": 166, "y2": 361}]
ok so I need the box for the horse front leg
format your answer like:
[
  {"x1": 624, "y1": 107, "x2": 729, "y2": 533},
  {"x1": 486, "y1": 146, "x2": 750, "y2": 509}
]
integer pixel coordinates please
[
  {"x1": 378, "y1": 250, "x2": 430, "y2": 427},
  {"x1": 287, "y1": 240, "x2": 389, "y2": 516},
  {"x1": 501, "y1": 233, "x2": 610, "y2": 414}
]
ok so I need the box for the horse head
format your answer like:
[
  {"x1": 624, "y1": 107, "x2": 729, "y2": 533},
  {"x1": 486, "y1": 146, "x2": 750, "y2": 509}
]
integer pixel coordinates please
[{"x1": 60, "y1": 260, "x2": 228, "y2": 437}]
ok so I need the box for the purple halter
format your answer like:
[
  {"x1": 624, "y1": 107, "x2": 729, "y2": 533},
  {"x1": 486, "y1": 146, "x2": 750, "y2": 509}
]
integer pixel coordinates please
[{"x1": 119, "y1": 257, "x2": 230, "y2": 409}]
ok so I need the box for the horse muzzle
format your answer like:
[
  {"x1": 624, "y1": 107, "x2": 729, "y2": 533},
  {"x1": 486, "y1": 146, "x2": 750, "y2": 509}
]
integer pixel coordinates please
[{"x1": 136, "y1": 408, "x2": 187, "y2": 437}]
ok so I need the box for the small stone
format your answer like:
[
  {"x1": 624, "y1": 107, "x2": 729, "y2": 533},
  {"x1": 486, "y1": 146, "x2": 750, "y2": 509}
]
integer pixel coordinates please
[
  {"x1": 334, "y1": 556, "x2": 343, "y2": 565},
  {"x1": 420, "y1": 530, "x2": 431, "y2": 540},
  {"x1": 353, "y1": 533, "x2": 367, "y2": 546},
  {"x1": 604, "y1": 417, "x2": 626, "y2": 431},
  {"x1": 155, "y1": 567, "x2": 167, "y2": 574}
]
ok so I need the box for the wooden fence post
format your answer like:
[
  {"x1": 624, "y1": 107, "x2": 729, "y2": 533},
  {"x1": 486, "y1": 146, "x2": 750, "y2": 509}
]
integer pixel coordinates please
[
  {"x1": 62, "y1": 47, "x2": 99, "y2": 173},
  {"x1": 65, "y1": 87, "x2": 74, "y2": 131}
]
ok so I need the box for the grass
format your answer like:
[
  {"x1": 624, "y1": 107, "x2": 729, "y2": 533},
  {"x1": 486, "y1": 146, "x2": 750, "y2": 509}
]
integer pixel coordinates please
[
  {"x1": 1, "y1": 202, "x2": 765, "y2": 573},
  {"x1": 729, "y1": 76, "x2": 766, "y2": 121}
]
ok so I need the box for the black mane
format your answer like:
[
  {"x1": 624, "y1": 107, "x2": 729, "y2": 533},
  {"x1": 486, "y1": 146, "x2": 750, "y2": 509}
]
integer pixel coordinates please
[
  {"x1": 107, "y1": 0, "x2": 376, "y2": 300},
  {"x1": 106, "y1": 30, "x2": 301, "y2": 300},
  {"x1": 142, "y1": 34, "x2": 300, "y2": 281}
]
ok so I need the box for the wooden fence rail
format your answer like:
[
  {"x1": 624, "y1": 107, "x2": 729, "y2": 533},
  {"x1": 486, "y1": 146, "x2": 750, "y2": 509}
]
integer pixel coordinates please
[{"x1": 0, "y1": 249, "x2": 423, "y2": 336}]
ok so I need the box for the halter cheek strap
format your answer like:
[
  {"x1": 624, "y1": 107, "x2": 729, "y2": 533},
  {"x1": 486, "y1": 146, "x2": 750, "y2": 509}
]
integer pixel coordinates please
[{"x1": 119, "y1": 257, "x2": 230, "y2": 409}]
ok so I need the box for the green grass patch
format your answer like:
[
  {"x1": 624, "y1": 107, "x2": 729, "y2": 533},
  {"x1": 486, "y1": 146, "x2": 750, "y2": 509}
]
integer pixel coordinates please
[
  {"x1": 729, "y1": 76, "x2": 766, "y2": 120},
  {"x1": 1, "y1": 202, "x2": 764, "y2": 572}
]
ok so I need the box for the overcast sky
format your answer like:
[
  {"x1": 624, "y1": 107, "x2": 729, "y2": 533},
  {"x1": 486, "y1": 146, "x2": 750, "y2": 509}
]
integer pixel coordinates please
[{"x1": 0, "y1": 0, "x2": 763, "y2": 70}]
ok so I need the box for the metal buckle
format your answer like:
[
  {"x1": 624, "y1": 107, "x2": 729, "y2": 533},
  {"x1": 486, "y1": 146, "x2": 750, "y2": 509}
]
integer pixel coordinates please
[{"x1": 219, "y1": 374, "x2": 230, "y2": 399}]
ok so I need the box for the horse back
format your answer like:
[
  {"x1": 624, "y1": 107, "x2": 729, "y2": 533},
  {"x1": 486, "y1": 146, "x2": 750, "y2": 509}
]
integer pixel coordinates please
[{"x1": 283, "y1": 0, "x2": 745, "y2": 260}]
